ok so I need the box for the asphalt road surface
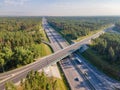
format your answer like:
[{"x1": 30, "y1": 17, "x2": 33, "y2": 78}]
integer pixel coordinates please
[
  {"x1": 43, "y1": 18, "x2": 120, "y2": 90},
  {"x1": 43, "y1": 18, "x2": 90, "y2": 90}
]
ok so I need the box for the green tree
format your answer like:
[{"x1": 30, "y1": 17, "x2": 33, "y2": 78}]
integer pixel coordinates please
[
  {"x1": 0, "y1": 58, "x2": 5, "y2": 72},
  {"x1": 2, "y1": 47, "x2": 13, "y2": 62},
  {"x1": 0, "y1": 53, "x2": 5, "y2": 72}
]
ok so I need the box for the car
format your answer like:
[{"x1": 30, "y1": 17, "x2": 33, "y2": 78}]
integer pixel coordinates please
[
  {"x1": 84, "y1": 71, "x2": 88, "y2": 76},
  {"x1": 74, "y1": 77, "x2": 79, "y2": 81}
]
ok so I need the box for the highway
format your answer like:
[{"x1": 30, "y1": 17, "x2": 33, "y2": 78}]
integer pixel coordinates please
[
  {"x1": 0, "y1": 18, "x2": 120, "y2": 89},
  {"x1": 43, "y1": 18, "x2": 120, "y2": 90},
  {"x1": 43, "y1": 18, "x2": 90, "y2": 90},
  {"x1": 74, "y1": 53, "x2": 120, "y2": 89}
]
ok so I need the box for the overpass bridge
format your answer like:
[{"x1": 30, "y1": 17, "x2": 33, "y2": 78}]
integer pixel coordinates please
[{"x1": 0, "y1": 29, "x2": 104, "y2": 89}]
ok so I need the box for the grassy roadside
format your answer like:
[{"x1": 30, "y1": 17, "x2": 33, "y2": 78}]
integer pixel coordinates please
[
  {"x1": 39, "y1": 25, "x2": 53, "y2": 57},
  {"x1": 39, "y1": 26, "x2": 49, "y2": 42},
  {"x1": 57, "y1": 62, "x2": 71, "y2": 90},
  {"x1": 54, "y1": 77, "x2": 68, "y2": 90},
  {"x1": 81, "y1": 48, "x2": 120, "y2": 81},
  {"x1": 39, "y1": 43, "x2": 52, "y2": 57}
]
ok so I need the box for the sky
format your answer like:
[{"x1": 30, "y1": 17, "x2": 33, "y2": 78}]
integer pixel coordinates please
[{"x1": 0, "y1": 0, "x2": 120, "y2": 16}]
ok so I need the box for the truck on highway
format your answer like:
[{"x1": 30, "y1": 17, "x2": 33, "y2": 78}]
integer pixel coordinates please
[{"x1": 75, "y1": 56, "x2": 82, "y2": 64}]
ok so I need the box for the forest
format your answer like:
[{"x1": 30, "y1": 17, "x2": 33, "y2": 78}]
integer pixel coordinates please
[
  {"x1": 47, "y1": 17, "x2": 120, "y2": 41},
  {"x1": 92, "y1": 33, "x2": 120, "y2": 62},
  {"x1": 84, "y1": 33, "x2": 120, "y2": 80},
  {"x1": 0, "y1": 17, "x2": 48, "y2": 72}
]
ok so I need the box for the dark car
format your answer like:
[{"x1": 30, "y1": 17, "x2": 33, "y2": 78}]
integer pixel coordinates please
[{"x1": 74, "y1": 77, "x2": 79, "y2": 81}]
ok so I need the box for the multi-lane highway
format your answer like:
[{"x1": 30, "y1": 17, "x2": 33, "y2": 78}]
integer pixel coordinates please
[
  {"x1": 74, "y1": 53, "x2": 120, "y2": 89},
  {"x1": 43, "y1": 18, "x2": 120, "y2": 90},
  {"x1": 43, "y1": 18, "x2": 90, "y2": 90},
  {"x1": 44, "y1": 18, "x2": 120, "y2": 90},
  {"x1": 0, "y1": 18, "x2": 120, "y2": 90}
]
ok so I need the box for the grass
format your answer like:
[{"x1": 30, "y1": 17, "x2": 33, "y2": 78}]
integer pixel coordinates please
[
  {"x1": 38, "y1": 25, "x2": 53, "y2": 57},
  {"x1": 40, "y1": 43, "x2": 53, "y2": 57},
  {"x1": 81, "y1": 48, "x2": 120, "y2": 80},
  {"x1": 51, "y1": 77, "x2": 67, "y2": 90},
  {"x1": 57, "y1": 62, "x2": 71, "y2": 90}
]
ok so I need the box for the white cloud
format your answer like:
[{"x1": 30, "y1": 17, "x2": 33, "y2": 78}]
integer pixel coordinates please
[{"x1": 4, "y1": 0, "x2": 29, "y2": 6}]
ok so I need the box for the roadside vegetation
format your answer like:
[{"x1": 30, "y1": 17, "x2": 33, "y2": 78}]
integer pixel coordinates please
[
  {"x1": 47, "y1": 17, "x2": 120, "y2": 42},
  {"x1": 82, "y1": 33, "x2": 120, "y2": 80},
  {"x1": 0, "y1": 17, "x2": 52, "y2": 72},
  {"x1": 5, "y1": 71, "x2": 67, "y2": 90},
  {"x1": 57, "y1": 62, "x2": 71, "y2": 90},
  {"x1": 39, "y1": 25, "x2": 49, "y2": 42}
]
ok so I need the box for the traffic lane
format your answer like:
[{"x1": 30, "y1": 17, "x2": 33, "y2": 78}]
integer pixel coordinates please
[
  {"x1": 0, "y1": 60, "x2": 48, "y2": 89},
  {"x1": 60, "y1": 58, "x2": 87, "y2": 90},
  {"x1": 70, "y1": 56, "x2": 94, "y2": 90},
  {"x1": 45, "y1": 21, "x2": 88, "y2": 89},
  {"x1": 0, "y1": 55, "x2": 51, "y2": 89},
  {"x1": 74, "y1": 54, "x2": 114, "y2": 90},
  {"x1": 45, "y1": 28, "x2": 62, "y2": 50},
  {"x1": 43, "y1": 18, "x2": 120, "y2": 88},
  {"x1": 77, "y1": 54, "x2": 120, "y2": 88},
  {"x1": 44, "y1": 27, "x2": 61, "y2": 51},
  {"x1": 45, "y1": 20, "x2": 89, "y2": 90}
]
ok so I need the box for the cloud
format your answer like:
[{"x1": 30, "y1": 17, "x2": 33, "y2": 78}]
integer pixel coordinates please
[{"x1": 4, "y1": 0, "x2": 29, "y2": 6}]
